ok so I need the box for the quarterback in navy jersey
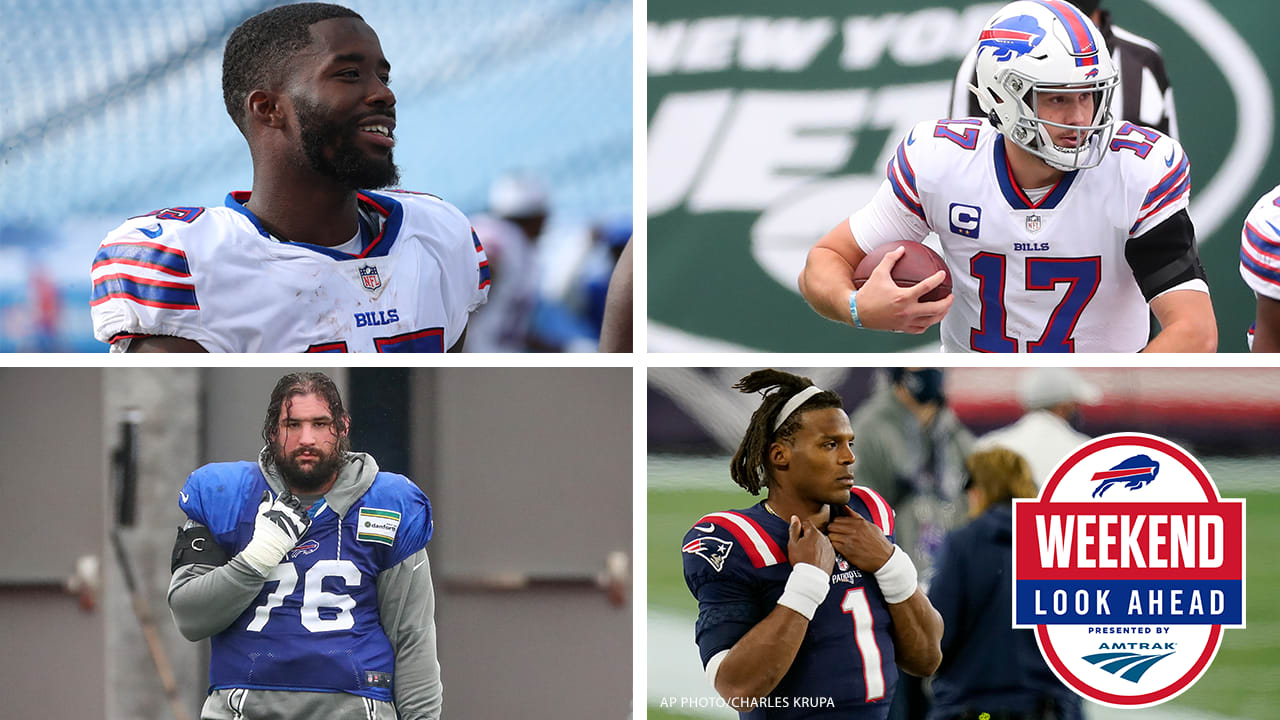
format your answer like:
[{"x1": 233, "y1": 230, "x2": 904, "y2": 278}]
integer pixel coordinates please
[
  {"x1": 90, "y1": 3, "x2": 487, "y2": 353},
  {"x1": 168, "y1": 372, "x2": 441, "y2": 719},
  {"x1": 682, "y1": 370, "x2": 943, "y2": 719}
]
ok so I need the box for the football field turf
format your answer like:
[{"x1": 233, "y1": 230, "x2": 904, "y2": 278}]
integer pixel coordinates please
[{"x1": 647, "y1": 456, "x2": 1280, "y2": 720}]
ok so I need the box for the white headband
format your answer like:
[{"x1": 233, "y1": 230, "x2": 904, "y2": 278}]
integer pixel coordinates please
[{"x1": 772, "y1": 386, "x2": 825, "y2": 432}]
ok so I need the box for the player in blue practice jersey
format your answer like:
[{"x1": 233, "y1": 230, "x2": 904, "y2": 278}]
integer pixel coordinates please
[
  {"x1": 682, "y1": 370, "x2": 943, "y2": 719},
  {"x1": 91, "y1": 3, "x2": 488, "y2": 352},
  {"x1": 168, "y1": 372, "x2": 441, "y2": 719}
]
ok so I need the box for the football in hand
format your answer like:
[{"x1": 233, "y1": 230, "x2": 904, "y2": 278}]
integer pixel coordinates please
[{"x1": 852, "y1": 243, "x2": 951, "y2": 302}]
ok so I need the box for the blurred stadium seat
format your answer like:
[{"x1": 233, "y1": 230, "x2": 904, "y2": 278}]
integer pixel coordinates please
[{"x1": 0, "y1": 0, "x2": 631, "y2": 351}]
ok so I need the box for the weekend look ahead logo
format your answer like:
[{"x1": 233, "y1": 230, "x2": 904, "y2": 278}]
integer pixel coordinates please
[{"x1": 1012, "y1": 434, "x2": 1245, "y2": 707}]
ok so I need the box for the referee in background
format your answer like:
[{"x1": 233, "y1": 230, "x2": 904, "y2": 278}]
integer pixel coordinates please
[{"x1": 949, "y1": 0, "x2": 1179, "y2": 137}]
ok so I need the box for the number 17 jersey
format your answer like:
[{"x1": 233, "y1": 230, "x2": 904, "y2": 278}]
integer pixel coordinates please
[{"x1": 850, "y1": 119, "x2": 1201, "y2": 352}]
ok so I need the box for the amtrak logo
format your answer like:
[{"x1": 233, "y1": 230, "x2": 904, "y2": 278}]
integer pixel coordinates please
[
  {"x1": 1083, "y1": 646, "x2": 1176, "y2": 683},
  {"x1": 359, "y1": 264, "x2": 382, "y2": 292},
  {"x1": 683, "y1": 536, "x2": 733, "y2": 572},
  {"x1": 288, "y1": 539, "x2": 320, "y2": 559},
  {"x1": 1090, "y1": 454, "x2": 1159, "y2": 498},
  {"x1": 977, "y1": 15, "x2": 1046, "y2": 61}
]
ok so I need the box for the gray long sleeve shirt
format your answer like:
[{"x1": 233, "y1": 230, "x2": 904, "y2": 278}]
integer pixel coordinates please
[{"x1": 168, "y1": 451, "x2": 443, "y2": 720}]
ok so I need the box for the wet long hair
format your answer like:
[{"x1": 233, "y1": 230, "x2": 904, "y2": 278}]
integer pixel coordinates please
[
  {"x1": 261, "y1": 371, "x2": 351, "y2": 454},
  {"x1": 728, "y1": 369, "x2": 844, "y2": 495}
]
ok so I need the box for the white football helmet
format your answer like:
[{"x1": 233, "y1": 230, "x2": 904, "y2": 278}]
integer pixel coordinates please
[{"x1": 969, "y1": 0, "x2": 1118, "y2": 171}]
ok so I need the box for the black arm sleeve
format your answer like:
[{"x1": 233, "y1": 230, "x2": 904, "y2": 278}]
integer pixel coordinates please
[
  {"x1": 170, "y1": 523, "x2": 230, "y2": 573},
  {"x1": 1124, "y1": 209, "x2": 1207, "y2": 302}
]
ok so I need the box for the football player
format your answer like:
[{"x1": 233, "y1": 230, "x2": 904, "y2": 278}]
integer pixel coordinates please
[
  {"x1": 798, "y1": 0, "x2": 1215, "y2": 353},
  {"x1": 91, "y1": 3, "x2": 488, "y2": 352},
  {"x1": 168, "y1": 372, "x2": 441, "y2": 719},
  {"x1": 682, "y1": 370, "x2": 942, "y2": 719},
  {"x1": 1239, "y1": 185, "x2": 1280, "y2": 351}
]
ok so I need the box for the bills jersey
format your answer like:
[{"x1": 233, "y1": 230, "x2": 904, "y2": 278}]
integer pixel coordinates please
[
  {"x1": 179, "y1": 462, "x2": 432, "y2": 701},
  {"x1": 682, "y1": 489, "x2": 899, "y2": 720},
  {"x1": 1240, "y1": 184, "x2": 1280, "y2": 301},
  {"x1": 850, "y1": 119, "x2": 1200, "y2": 352},
  {"x1": 91, "y1": 190, "x2": 490, "y2": 352}
]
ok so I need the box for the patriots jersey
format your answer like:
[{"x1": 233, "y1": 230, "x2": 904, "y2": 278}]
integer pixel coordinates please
[
  {"x1": 91, "y1": 189, "x2": 490, "y2": 352},
  {"x1": 682, "y1": 488, "x2": 899, "y2": 720},
  {"x1": 179, "y1": 462, "x2": 432, "y2": 701},
  {"x1": 850, "y1": 119, "x2": 1200, "y2": 352}
]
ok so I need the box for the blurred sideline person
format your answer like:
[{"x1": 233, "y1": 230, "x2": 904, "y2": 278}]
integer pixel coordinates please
[
  {"x1": 598, "y1": 236, "x2": 633, "y2": 352},
  {"x1": 928, "y1": 448, "x2": 1082, "y2": 720},
  {"x1": 1240, "y1": 184, "x2": 1280, "y2": 351},
  {"x1": 682, "y1": 369, "x2": 942, "y2": 718},
  {"x1": 950, "y1": 0, "x2": 1179, "y2": 138},
  {"x1": 974, "y1": 367, "x2": 1100, "y2": 486},
  {"x1": 91, "y1": 3, "x2": 487, "y2": 352},
  {"x1": 798, "y1": 0, "x2": 1215, "y2": 352},
  {"x1": 168, "y1": 372, "x2": 441, "y2": 719}
]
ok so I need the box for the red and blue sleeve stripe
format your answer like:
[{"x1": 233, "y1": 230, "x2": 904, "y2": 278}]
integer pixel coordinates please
[
  {"x1": 886, "y1": 141, "x2": 925, "y2": 221},
  {"x1": 92, "y1": 241, "x2": 192, "y2": 278},
  {"x1": 472, "y1": 229, "x2": 491, "y2": 289},
  {"x1": 1131, "y1": 154, "x2": 1191, "y2": 233},
  {"x1": 1032, "y1": 0, "x2": 1098, "y2": 66},
  {"x1": 1241, "y1": 222, "x2": 1280, "y2": 288},
  {"x1": 91, "y1": 274, "x2": 199, "y2": 310}
]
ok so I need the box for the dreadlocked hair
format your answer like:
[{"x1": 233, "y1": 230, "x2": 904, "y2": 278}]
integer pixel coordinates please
[
  {"x1": 262, "y1": 371, "x2": 351, "y2": 454},
  {"x1": 728, "y1": 369, "x2": 844, "y2": 495}
]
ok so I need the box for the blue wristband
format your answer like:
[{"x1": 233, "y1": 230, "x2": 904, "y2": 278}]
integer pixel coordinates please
[{"x1": 848, "y1": 290, "x2": 864, "y2": 329}]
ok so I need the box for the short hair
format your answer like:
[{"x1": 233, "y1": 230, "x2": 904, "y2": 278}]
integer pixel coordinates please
[
  {"x1": 222, "y1": 3, "x2": 364, "y2": 132},
  {"x1": 262, "y1": 371, "x2": 351, "y2": 453},
  {"x1": 728, "y1": 369, "x2": 845, "y2": 495},
  {"x1": 965, "y1": 447, "x2": 1037, "y2": 516}
]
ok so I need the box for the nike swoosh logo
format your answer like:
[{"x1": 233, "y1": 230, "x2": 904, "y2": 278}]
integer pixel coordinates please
[
  {"x1": 1165, "y1": 147, "x2": 1176, "y2": 167},
  {"x1": 412, "y1": 557, "x2": 428, "y2": 571},
  {"x1": 1266, "y1": 220, "x2": 1280, "y2": 238},
  {"x1": 906, "y1": 128, "x2": 916, "y2": 146},
  {"x1": 140, "y1": 224, "x2": 163, "y2": 239},
  {"x1": 695, "y1": 523, "x2": 716, "y2": 533},
  {"x1": 179, "y1": 491, "x2": 190, "y2": 503}
]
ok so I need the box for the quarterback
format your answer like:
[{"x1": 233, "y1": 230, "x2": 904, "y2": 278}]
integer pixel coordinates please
[
  {"x1": 682, "y1": 370, "x2": 942, "y2": 719},
  {"x1": 168, "y1": 372, "x2": 441, "y2": 719},
  {"x1": 1240, "y1": 184, "x2": 1280, "y2": 351},
  {"x1": 798, "y1": 0, "x2": 1215, "y2": 353},
  {"x1": 90, "y1": 3, "x2": 488, "y2": 352}
]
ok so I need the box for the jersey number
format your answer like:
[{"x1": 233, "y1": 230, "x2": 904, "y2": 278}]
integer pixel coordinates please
[
  {"x1": 1109, "y1": 122, "x2": 1161, "y2": 159},
  {"x1": 306, "y1": 327, "x2": 445, "y2": 353},
  {"x1": 970, "y1": 253, "x2": 1102, "y2": 352},
  {"x1": 933, "y1": 119, "x2": 981, "y2": 150},
  {"x1": 247, "y1": 559, "x2": 361, "y2": 633},
  {"x1": 841, "y1": 588, "x2": 886, "y2": 702}
]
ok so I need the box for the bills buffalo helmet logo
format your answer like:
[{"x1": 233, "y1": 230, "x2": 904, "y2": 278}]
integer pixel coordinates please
[
  {"x1": 683, "y1": 536, "x2": 734, "y2": 572},
  {"x1": 978, "y1": 15, "x2": 1047, "y2": 61},
  {"x1": 1090, "y1": 454, "x2": 1160, "y2": 498}
]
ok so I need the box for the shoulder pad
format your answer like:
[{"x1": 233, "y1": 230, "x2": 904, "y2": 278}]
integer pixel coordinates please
[
  {"x1": 684, "y1": 511, "x2": 785, "y2": 572},
  {"x1": 179, "y1": 462, "x2": 261, "y2": 535},
  {"x1": 846, "y1": 486, "x2": 896, "y2": 536},
  {"x1": 1112, "y1": 125, "x2": 1190, "y2": 236}
]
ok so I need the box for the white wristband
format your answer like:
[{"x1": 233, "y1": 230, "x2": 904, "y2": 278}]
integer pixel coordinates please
[
  {"x1": 777, "y1": 563, "x2": 831, "y2": 620},
  {"x1": 874, "y1": 546, "x2": 918, "y2": 604}
]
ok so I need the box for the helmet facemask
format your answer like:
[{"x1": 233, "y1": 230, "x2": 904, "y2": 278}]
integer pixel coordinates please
[{"x1": 1004, "y1": 72, "x2": 1118, "y2": 172}]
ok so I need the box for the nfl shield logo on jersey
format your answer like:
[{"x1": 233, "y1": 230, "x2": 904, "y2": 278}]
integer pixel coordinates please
[
  {"x1": 1026, "y1": 214, "x2": 1043, "y2": 233},
  {"x1": 359, "y1": 265, "x2": 381, "y2": 292}
]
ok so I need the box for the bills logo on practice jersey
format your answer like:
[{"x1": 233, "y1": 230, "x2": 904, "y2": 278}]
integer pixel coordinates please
[
  {"x1": 359, "y1": 265, "x2": 382, "y2": 292},
  {"x1": 977, "y1": 15, "x2": 1046, "y2": 61},
  {"x1": 1091, "y1": 454, "x2": 1159, "y2": 498},
  {"x1": 288, "y1": 539, "x2": 320, "y2": 559},
  {"x1": 1012, "y1": 433, "x2": 1245, "y2": 708},
  {"x1": 683, "y1": 536, "x2": 733, "y2": 572}
]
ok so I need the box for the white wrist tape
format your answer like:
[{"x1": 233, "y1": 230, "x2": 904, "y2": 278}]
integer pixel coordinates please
[
  {"x1": 777, "y1": 563, "x2": 831, "y2": 620},
  {"x1": 239, "y1": 527, "x2": 295, "y2": 577},
  {"x1": 874, "y1": 546, "x2": 918, "y2": 604}
]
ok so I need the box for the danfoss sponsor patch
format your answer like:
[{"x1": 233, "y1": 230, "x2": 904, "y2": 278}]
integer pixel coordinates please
[{"x1": 1012, "y1": 433, "x2": 1245, "y2": 708}]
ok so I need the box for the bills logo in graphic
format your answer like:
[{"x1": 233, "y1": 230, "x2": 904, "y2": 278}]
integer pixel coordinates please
[{"x1": 1012, "y1": 434, "x2": 1245, "y2": 708}]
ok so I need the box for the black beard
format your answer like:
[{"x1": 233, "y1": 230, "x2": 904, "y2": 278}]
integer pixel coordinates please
[
  {"x1": 272, "y1": 445, "x2": 345, "y2": 493},
  {"x1": 294, "y1": 96, "x2": 399, "y2": 190}
]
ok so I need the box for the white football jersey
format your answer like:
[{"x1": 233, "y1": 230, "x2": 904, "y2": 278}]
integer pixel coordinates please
[
  {"x1": 849, "y1": 118, "x2": 1199, "y2": 353},
  {"x1": 91, "y1": 190, "x2": 489, "y2": 352},
  {"x1": 1240, "y1": 184, "x2": 1280, "y2": 301}
]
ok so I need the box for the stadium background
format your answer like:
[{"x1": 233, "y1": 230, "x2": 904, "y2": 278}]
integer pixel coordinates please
[
  {"x1": 0, "y1": 0, "x2": 632, "y2": 352},
  {"x1": 648, "y1": 367, "x2": 1279, "y2": 720},
  {"x1": 647, "y1": 0, "x2": 1277, "y2": 352},
  {"x1": 0, "y1": 367, "x2": 632, "y2": 719}
]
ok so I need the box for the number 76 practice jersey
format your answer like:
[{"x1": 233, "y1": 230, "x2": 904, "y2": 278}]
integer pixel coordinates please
[
  {"x1": 91, "y1": 189, "x2": 490, "y2": 352},
  {"x1": 850, "y1": 119, "x2": 1205, "y2": 353}
]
